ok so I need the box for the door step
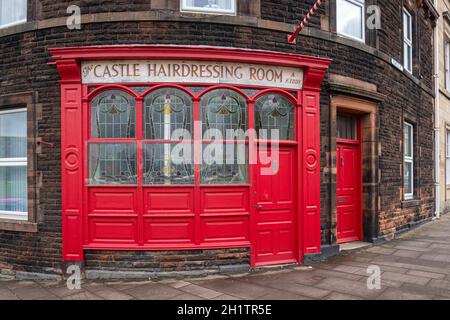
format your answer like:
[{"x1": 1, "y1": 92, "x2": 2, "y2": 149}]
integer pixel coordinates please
[{"x1": 339, "y1": 241, "x2": 372, "y2": 252}]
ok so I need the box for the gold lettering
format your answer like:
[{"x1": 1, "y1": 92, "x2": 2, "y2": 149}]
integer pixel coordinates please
[
  {"x1": 133, "y1": 64, "x2": 140, "y2": 77},
  {"x1": 94, "y1": 65, "x2": 102, "y2": 78},
  {"x1": 191, "y1": 64, "x2": 199, "y2": 78},
  {"x1": 173, "y1": 64, "x2": 181, "y2": 77},
  {"x1": 234, "y1": 66, "x2": 243, "y2": 80}
]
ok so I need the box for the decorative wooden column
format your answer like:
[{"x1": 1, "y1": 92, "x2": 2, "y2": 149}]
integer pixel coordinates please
[
  {"x1": 301, "y1": 66, "x2": 328, "y2": 255},
  {"x1": 53, "y1": 57, "x2": 84, "y2": 261}
]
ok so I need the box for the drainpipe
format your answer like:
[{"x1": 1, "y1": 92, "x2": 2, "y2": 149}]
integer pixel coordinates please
[{"x1": 434, "y1": 0, "x2": 441, "y2": 219}]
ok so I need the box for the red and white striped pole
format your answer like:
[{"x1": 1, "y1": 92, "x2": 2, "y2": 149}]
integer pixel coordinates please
[{"x1": 288, "y1": 0, "x2": 325, "y2": 44}]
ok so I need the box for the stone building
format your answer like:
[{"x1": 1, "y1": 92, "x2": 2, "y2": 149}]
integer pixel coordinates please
[
  {"x1": 436, "y1": 0, "x2": 450, "y2": 216},
  {"x1": 0, "y1": 0, "x2": 438, "y2": 278}
]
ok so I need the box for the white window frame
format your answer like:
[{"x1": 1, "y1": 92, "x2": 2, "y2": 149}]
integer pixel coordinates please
[
  {"x1": 0, "y1": 108, "x2": 27, "y2": 221},
  {"x1": 0, "y1": 0, "x2": 27, "y2": 29},
  {"x1": 404, "y1": 122, "x2": 414, "y2": 200},
  {"x1": 403, "y1": 8, "x2": 413, "y2": 73},
  {"x1": 336, "y1": 0, "x2": 365, "y2": 43},
  {"x1": 446, "y1": 130, "x2": 450, "y2": 185},
  {"x1": 445, "y1": 40, "x2": 450, "y2": 91},
  {"x1": 180, "y1": 0, "x2": 236, "y2": 15}
]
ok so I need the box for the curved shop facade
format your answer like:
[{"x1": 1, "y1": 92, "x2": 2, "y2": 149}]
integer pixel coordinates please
[{"x1": 51, "y1": 46, "x2": 330, "y2": 268}]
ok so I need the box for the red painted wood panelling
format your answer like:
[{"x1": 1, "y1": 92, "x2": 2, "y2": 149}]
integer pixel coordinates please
[
  {"x1": 201, "y1": 188, "x2": 249, "y2": 215},
  {"x1": 302, "y1": 92, "x2": 321, "y2": 254},
  {"x1": 144, "y1": 188, "x2": 194, "y2": 216},
  {"x1": 58, "y1": 61, "x2": 84, "y2": 260},
  {"x1": 89, "y1": 217, "x2": 138, "y2": 244},
  {"x1": 89, "y1": 188, "x2": 137, "y2": 215},
  {"x1": 143, "y1": 218, "x2": 195, "y2": 244},
  {"x1": 200, "y1": 217, "x2": 250, "y2": 244}
]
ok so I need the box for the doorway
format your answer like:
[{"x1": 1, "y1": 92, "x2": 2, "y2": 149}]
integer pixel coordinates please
[
  {"x1": 254, "y1": 146, "x2": 297, "y2": 266},
  {"x1": 336, "y1": 114, "x2": 362, "y2": 243}
]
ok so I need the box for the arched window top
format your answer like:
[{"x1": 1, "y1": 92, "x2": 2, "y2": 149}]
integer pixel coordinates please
[
  {"x1": 255, "y1": 93, "x2": 295, "y2": 141},
  {"x1": 91, "y1": 90, "x2": 136, "y2": 139},
  {"x1": 200, "y1": 89, "x2": 247, "y2": 137},
  {"x1": 144, "y1": 88, "x2": 193, "y2": 140}
]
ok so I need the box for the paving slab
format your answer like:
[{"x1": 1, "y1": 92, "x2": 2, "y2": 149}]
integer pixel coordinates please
[{"x1": 0, "y1": 213, "x2": 449, "y2": 300}]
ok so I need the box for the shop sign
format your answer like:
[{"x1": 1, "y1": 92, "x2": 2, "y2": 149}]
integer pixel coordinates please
[{"x1": 82, "y1": 60, "x2": 304, "y2": 89}]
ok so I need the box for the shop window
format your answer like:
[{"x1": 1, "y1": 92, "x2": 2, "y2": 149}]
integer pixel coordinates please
[
  {"x1": 200, "y1": 89, "x2": 248, "y2": 184},
  {"x1": 181, "y1": 0, "x2": 236, "y2": 15},
  {"x1": 255, "y1": 94, "x2": 295, "y2": 141},
  {"x1": 0, "y1": 108, "x2": 27, "y2": 220},
  {"x1": 144, "y1": 88, "x2": 194, "y2": 185},
  {"x1": 336, "y1": 0, "x2": 365, "y2": 42},
  {"x1": 0, "y1": 0, "x2": 27, "y2": 29},
  {"x1": 404, "y1": 122, "x2": 414, "y2": 200},
  {"x1": 89, "y1": 91, "x2": 137, "y2": 185},
  {"x1": 403, "y1": 8, "x2": 413, "y2": 73},
  {"x1": 337, "y1": 114, "x2": 357, "y2": 140}
]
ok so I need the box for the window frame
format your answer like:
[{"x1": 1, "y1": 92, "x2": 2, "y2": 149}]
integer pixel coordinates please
[
  {"x1": 445, "y1": 40, "x2": 450, "y2": 91},
  {"x1": 446, "y1": 129, "x2": 450, "y2": 186},
  {"x1": 403, "y1": 8, "x2": 413, "y2": 74},
  {"x1": 180, "y1": 0, "x2": 237, "y2": 15},
  {"x1": 336, "y1": 0, "x2": 366, "y2": 43},
  {"x1": 404, "y1": 122, "x2": 414, "y2": 200},
  {"x1": 87, "y1": 85, "x2": 298, "y2": 187},
  {"x1": 0, "y1": 0, "x2": 27, "y2": 29},
  {"x1": 0, "y1": 107, "x2": 28, "y2": 221}
]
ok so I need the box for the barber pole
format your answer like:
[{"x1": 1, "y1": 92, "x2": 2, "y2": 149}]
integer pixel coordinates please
[{"x1": 288, "y1": 0, "x2": 325, "y2": 44}]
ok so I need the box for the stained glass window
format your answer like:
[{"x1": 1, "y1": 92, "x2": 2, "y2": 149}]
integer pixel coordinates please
[
  {"x1": 200, "y1": 89, "x2": 248, "y2": 184},
  {"x1": 89, "y1": 144, "x2": 137, "y2": 185},
  {"x1": 255, "y1": 94, "x2": 295, "y2": 140},
  {"x1": 91, "y1": 90, "x2": 136, "y2": 139},
  {"x1": 201, "y1": 89, "x2": 247, "y2": 138},
  {"x1": 143, "y1": 143, "x2": 194, "y2": 185},
  {"x1": 144, "y1": 88, "x2": 192, "y2": 140}
]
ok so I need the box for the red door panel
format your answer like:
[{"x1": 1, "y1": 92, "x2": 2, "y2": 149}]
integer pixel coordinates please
[
  {"x1": 337, "y1": 143, "x2": 361, "y2": 243},
  {"x1": 254, "y1": 147, "x2": 297, "y2": 266}
]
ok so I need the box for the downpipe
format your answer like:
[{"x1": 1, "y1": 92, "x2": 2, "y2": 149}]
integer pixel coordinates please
[{"x1": 434, "y1": 0, "x2": 441, "y2": 219}]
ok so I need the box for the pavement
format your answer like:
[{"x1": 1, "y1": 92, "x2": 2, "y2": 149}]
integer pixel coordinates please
[{"x1": 1, "y1": 214, "x2": 449, "y2": 300}]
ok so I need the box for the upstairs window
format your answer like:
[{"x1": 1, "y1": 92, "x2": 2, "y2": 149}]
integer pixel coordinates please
[
  {"x1": 0, "y1": 0, "x2": 27, "y2": 29},
  {"x1": 445, "y1": 40, "x2": 450, "y2": 91},
  {"x1": 181, "y1": 0, "x2": 236, "y2": 15},
  {"x1": 336, "y1": 0, "x2": 365, "y2": 42},
  {"x1": 403, "y1": 8, "x2": 413, "y2": 73}
]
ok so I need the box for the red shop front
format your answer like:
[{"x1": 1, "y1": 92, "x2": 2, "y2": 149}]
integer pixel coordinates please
[{"x1": 50, "y1": 46, "x2": 330, "y2": 268}]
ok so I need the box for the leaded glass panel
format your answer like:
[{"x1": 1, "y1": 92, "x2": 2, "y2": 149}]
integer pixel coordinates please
[
  {"x1": 89, "y1": 143, "x2": 137, "y2": 185},
  {"x1": 144, "y1": 88, "x2": 193, "y2": 140},
  {"x1": 143, "y1": 143, "x2": 194, "y2": 185},
  {"x1": 91, "y1": 91, "x2": 136, "y2": 138},
  {"x1": 255, "y1": 94, "x2": 295, "y2": 140}
]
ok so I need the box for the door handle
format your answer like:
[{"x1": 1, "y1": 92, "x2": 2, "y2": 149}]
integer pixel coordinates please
[
  {"x1": 340, "y1": 156, "x2": 344, "y2": 167},
  {"x1": 255, "y1": 205, "x2": 262, "y2": 209}
]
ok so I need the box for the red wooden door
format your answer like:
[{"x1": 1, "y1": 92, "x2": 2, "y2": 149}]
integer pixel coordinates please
[
  {"x1": 254, "y1": 147, "x2": 297, "y2": 266},
  {"x1": 336, "y1": 142, "x2": 361, "y2": 243}
]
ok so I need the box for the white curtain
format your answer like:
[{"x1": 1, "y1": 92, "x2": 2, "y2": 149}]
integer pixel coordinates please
[
  {"x1": 0, "y1": 110, "x2": 27, "y2": 217},
  {"x1": 0, "y1": 0, "x2": 27, "y2": 27},
  {"x1": 186, "y1": 0, "x2": 232, "y2": 10}
]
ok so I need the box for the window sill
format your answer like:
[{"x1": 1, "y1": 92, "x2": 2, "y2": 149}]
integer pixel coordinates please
[
  {"x1": 401, "y1": 199, "x2": 421, "y2": 208},
  {"x1": 0, "y1": 219, "x2": 38, "y2": 233}
]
